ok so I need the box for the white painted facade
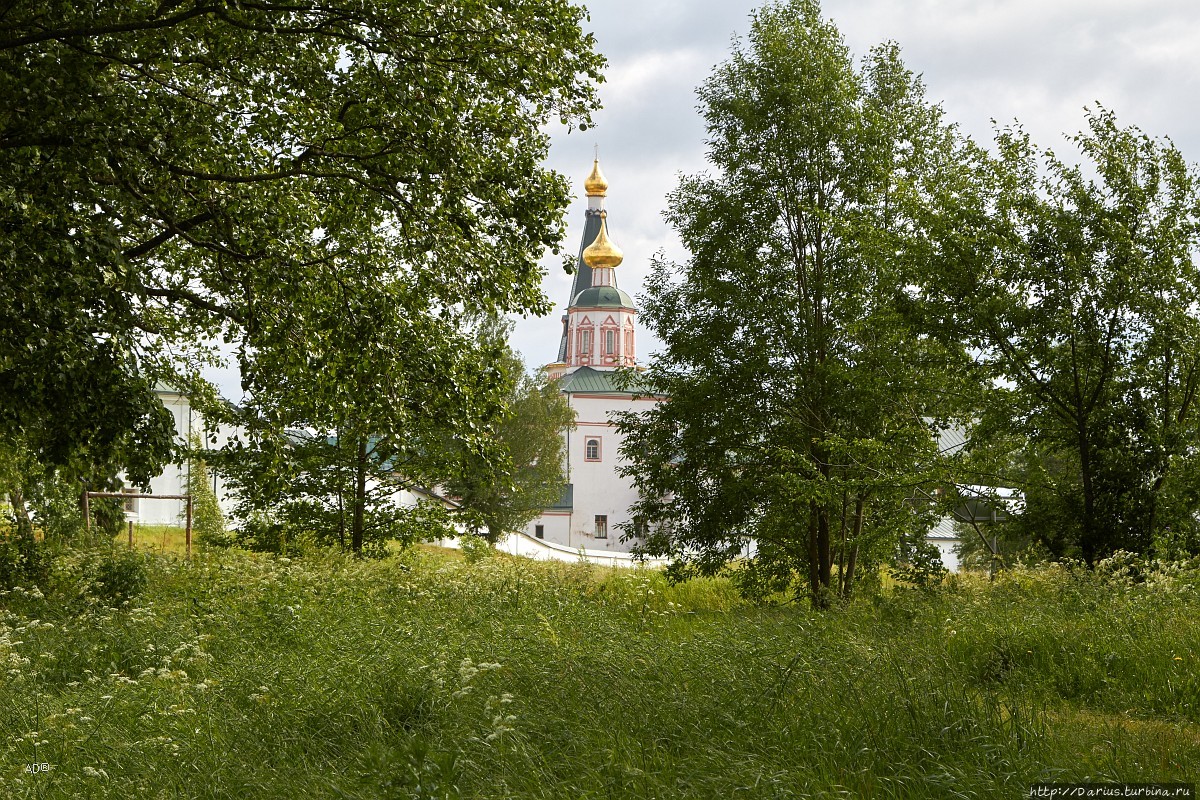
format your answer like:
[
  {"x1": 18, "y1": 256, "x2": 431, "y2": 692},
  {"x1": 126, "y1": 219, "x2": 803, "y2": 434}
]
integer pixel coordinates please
[
  {"x1": 523, "y1": 159, "x2": 661, "y2": 553},
  {"x1": 123, "y1": 389, "x2": 240, "y2": 525}
]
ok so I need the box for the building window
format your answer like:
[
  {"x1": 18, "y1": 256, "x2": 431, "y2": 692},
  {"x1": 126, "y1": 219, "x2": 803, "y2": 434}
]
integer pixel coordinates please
[
  {"x1": 584, "y1": 437, "x2": 601, "y2": 461},
  {"x1": 605, "y1": 328, "x2": 616, "y2": 354},
  {"x1": 535, "y1": 524, "x2": 545, "y2": 540},
  {"x1": 580, "y1": 329, "x2": 591, "y2": 357},
  {"x1": 122, "y1": 488, "x2": 140, "y2": 515},
  {"x1": 633, "y1": 516, "x2": 647, "y2": 538},
  {"x1": 595, "y1": 515, "x2": 608, "y2": 539}
]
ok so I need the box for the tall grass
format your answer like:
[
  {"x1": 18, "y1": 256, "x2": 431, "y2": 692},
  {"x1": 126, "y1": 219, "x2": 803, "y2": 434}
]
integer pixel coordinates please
[{"x1": 0, "y1": 547, "x2": 1197, "y2": 798}]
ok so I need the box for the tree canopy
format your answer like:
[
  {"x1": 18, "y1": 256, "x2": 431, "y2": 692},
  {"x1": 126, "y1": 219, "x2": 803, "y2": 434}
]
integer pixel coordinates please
[
  {"x1": 616, "y1": 0, "x2": 968, "y2": 606},
  {"x1": 923, "y1": 109, "x2": 1200, "y2": 564},
  {"x1": 444, "y1": 325, "x2": 575, "y2": 544},
  {"x1": 0, "y1": 0, "x2": 603, "y2": 483}
]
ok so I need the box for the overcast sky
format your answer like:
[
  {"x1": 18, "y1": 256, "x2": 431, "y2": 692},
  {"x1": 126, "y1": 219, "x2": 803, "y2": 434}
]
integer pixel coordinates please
[
  {"x1": 200, "y1": 1, "x2": 1200, "y2": 397},
  {"x1": 510, "y1": 0, "x2": 1200, "y2": 370}
]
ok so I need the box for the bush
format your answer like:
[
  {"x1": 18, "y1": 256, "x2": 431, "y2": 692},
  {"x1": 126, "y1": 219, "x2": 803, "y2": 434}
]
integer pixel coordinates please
[
  {"x1": 186, "y1": 439, "x2": 231, "y2": 548},
  {"x1": 87, "y1": 548, "x2": 150, "y2": 606},
  {"x1": 0, "y1": 525, "x2": 52, "y2": 592},
  {"x1": 459, "y1": 533, "x2": 493, "y2": 564}
]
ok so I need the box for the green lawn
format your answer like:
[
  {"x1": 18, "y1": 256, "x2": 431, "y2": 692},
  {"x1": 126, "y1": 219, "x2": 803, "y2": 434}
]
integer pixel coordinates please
[{"x1": 1, "y1": 546, "x2": 1197, "y2": 798}]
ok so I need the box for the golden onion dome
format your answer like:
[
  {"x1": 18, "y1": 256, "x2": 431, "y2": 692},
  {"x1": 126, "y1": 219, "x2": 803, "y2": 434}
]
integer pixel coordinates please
[
  {"x1": 582, "y1": 214, "x2": 623, "y2": 269},
  {"x1": 584, "y1": 158, "x2": 608, "y2": 197}
]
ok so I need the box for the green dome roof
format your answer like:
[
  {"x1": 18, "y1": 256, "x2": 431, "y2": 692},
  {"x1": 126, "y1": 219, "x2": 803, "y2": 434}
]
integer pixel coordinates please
[{"x1": 571, "y1": 285, "x2": 634, "y2": 309}]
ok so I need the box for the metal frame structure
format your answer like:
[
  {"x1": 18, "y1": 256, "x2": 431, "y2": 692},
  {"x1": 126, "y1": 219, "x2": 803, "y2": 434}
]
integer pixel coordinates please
[{"x1": 83, "y1": 491, "x2": 193, "y2": 560}]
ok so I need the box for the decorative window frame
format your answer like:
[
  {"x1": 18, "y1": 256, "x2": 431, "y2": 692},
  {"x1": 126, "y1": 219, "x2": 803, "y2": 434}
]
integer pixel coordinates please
[
  {"x1": 584, "y1": 436, "x2": 602, "y2": 462},
  {"x1": 576, "y1": 317, "x2": 595, "y2": 365}
]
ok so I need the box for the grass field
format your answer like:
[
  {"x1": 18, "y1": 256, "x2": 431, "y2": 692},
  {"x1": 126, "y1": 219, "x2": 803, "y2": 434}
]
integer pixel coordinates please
[
  {"x1": 1, "y1": 545, "x2": 1197, "y2": 798},
  {"x1": 112, "y1": 524, "x2": 194, "y2": 556}
]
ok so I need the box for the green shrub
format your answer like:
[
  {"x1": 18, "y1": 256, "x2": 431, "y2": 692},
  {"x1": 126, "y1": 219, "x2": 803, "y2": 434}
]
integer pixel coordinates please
[
  {"x1": 0, "y1": 525, "x2": 51, "y2": 592},
  {"x1": 459, "y1": 533, "x2": 493, "y2": 563},
  {"x1": 88, "y1": 548, "x2": 149, "y2": 606},
  {"x1": 186, "y1": 437, "x2": 230, "y2": 548}
]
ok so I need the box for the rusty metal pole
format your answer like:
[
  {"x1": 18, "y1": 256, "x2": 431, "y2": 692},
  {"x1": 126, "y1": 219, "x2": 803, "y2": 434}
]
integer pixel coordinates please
[
  {"x1": 83, "y1": 489, "x2": 91, "y2": 534},
  {"x1": 128, "y1": 519, "x2": 134, "y2": 549},
  {"x1": 185, "y1": 496, "x2": 193, "y2": 561}
]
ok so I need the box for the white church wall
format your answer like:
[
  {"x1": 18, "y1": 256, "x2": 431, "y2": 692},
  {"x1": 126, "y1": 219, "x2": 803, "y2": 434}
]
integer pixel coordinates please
[
  {"x1": 525, "y1": 391, "x2": 660, "y2": 553},
  {"x1": 125, "y1": 391, "x2": 242, "y2": 526}
]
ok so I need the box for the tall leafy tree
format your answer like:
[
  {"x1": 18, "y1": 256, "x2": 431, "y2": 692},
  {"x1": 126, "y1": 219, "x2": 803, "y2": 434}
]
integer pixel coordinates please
[
  {"x1": 0, "y1": 0, "x2": 603, "y2": 482},
  {"x1": 445, "y1": 326, "x2": 575, "y2": 544},
  {"x1": 214, "y1": 290, "x2": 503, "y2": 555},
  {"x1": 616, "y1": 0, "x2": 967, "y2": 607},
  {"x1": 922, "y1": 109, "x2": 1200, "y2": 564}
]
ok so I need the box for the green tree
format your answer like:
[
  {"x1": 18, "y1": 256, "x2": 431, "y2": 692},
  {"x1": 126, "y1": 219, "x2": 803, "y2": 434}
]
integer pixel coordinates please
[
  {"x1": 214, "y1": 265, "x2": 509, "y2": 555},
  {"x1": 445, "y1": 330, "x2": 575, "y2": 544},
  {"x1": 616, "y1": 0, "x2": 967, "y2": 607},
  {"x1": 0, "y1": 0, "x2": 603, "y2": 481},
  {"x1": 186, "y1": 434, "x2": 227, "y2": 548},
  {"x1": 922, "y1": 109, "x2": 1200, "y2": 564}
]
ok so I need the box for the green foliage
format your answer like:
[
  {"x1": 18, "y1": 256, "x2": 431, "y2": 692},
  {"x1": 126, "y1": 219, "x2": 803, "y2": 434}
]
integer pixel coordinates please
[
  {"x1": 220, "y1": 427, "x2": 457, "y2": 556},
  {"x1": 617, "y1": 0, "x2": 969, "y2": 607},
  {"x1": 230, "y1": 512, "x2": 292, "y2": 556},
  {"x1": 185, "y1": 436, "x2": 228, "y2": 548},
  {"x1": 458, "y1": 534, "x2": 494, "y2": 564},
  {"x1": 445, "y1": 321, "x2": 575, "y2": 543},
  {"x1": 0, "y1": 0, "x2": 603, "y2": 487},
  {"x1": 87, "y1": 549, "x2": 150, "y2": 607},
  {"x1": 0, "y1": 524, "x2": 52, "y2": 592},
  {"x1": 1, "y1": 548, "x2": 1197, "y2": 798},
  {"x1": 923, "y1": 108, "x2": 1200, "y2": 564}
]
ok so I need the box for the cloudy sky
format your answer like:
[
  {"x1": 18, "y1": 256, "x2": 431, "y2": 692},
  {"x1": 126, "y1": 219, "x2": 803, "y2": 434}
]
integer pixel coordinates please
[{"x1": 509, "y1": 0, "x2": 1200, "y2": 369}]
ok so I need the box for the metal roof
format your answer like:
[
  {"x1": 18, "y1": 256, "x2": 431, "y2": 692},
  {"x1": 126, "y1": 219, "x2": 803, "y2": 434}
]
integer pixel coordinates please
[
  {"x1": 571, "y1": 285, "x2": 634, "y2": 309},
  {"x1": 556, "y1": 366, "x2": 628, "y2": 394},
  {"x1": 556, "y1": 366, "x2": 662, "y2": 397}
]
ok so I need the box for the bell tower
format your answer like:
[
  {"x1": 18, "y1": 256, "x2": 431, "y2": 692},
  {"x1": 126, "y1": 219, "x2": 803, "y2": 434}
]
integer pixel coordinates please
[{"x1": 546, "y1": 158, "x2": 637, "y2": 380}]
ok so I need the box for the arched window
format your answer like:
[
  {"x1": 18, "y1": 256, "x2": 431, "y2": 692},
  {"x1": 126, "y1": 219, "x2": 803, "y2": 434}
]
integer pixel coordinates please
[{"x1": 584, "y1": 437, "x2": 601, "y2": 461}]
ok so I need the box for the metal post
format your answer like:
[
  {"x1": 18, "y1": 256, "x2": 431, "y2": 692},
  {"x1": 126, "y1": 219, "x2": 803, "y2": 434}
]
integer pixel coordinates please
[
  {"x1": 83, "y1": 490, "x2": 91, "y2": 534},
  {"x1": 128, "y1": 520, "x2": 134, "y2": 549},
  {"x1": 185, "y1": 496, "x2": 193, "y2": 561}
]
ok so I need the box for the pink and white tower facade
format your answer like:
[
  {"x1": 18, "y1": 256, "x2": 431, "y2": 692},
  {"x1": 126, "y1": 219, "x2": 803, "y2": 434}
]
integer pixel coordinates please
[
  {"x1": 545, "y1": 158, "x2": 637, "y2": 380},
  {"x1": 525, "y1": 159, "x2": 659, "y2": 552}
]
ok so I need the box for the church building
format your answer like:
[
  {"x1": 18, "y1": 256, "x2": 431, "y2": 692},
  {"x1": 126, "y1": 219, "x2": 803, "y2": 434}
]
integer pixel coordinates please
[{"x1": 523, "y1": 159, "x2": 662, "y2": 552}]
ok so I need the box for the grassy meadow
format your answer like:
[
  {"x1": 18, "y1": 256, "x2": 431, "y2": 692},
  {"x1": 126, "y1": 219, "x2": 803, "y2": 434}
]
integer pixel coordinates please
[{"x1": 1, "y1": 543, "x2": 1198, "y2": 799}]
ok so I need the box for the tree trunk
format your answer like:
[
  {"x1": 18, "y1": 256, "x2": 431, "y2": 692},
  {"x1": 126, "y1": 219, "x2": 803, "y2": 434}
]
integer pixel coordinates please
[
  {"x1": 837, "y1": 493, "x2": 848, "y2": 596},
  {"x1": 817, "y1": 506, "x2": 832, "y2": 595},
  {"x1": 352, "y1": 437, "x2": 367, "y2": 555},
  {"x1": 6, "y1": 485, "x2": 34, "y2": 540},
  {"x1": 1078, "y1": 423, "x2": 1098, "y2": 566},
  {"x1": 806, "y1": 503, "x2": 824, "y2": 608},
  {"x1": 842, "y1": 496, "x2": 865, "y2": 599}
]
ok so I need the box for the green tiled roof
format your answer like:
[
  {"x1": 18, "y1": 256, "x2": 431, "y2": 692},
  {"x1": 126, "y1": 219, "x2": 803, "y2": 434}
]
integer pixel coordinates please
[
  {"x1": 556, "y1": 366, "x2": 658, "y2": 396},
  {"x1": 572, "y1": 285, "x2": 634, "y2": 309}
]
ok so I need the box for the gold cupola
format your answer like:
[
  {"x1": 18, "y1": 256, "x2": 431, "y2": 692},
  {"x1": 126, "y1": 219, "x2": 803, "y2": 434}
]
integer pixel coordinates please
[
  {"x1": 584, "y1": 158, "x2": 608, "y2": 197},
  {"x1": 582, "y1": 212, "x2": 623, "y2": 269}
]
